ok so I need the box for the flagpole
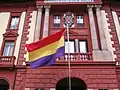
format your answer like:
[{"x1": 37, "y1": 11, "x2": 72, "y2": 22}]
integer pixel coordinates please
[
  {"x1": 66, "y1": 23, "x2": 71, "y2": 90},
  {"x1": 64, "y1": 12, "x2": 74, "y2": 90}
]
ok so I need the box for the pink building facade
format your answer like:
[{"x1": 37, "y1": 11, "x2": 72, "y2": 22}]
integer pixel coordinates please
[{"x1": 0, "y1": 0, "x2": 120, "y2": 90}]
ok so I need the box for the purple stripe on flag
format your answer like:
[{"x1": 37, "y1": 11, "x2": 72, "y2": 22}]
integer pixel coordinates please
[{"x1": 29, "y1": 46, "x2": 64, "y2": 68}]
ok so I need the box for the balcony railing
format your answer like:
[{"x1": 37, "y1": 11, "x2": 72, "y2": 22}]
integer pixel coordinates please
[
  {"x1": 45, "y1": 0, "x2": 94, "y2": 3},
  {"x1": 0, "y1": 56, "x2": 15, "y2": 67},
  {"x1": 58, "y1": 52, "x2": 92, "y2": 61}
]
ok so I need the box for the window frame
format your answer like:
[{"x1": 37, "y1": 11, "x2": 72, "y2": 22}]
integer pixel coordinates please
[
  {"x1": 53, "y1": 15, "x2": 61, "y2": 28},
  {"x1": 7, "y1": 13, "x2": 21, "y2": 30},
  {"x1": 2, "y1": 41, "x2": 15, "y2": 56},
  {"x1": 0, "y1": 32, "x2": 18, "y2": 56},
  {"x1": 65, "y1": 40, "x2": 75, "y2": 53},
  {"x1": 78, "y1": 40, "x2": 88, "y2": 53},
  {"x1": 76, "y1": 14, "x2": 84, "y2": 28}
]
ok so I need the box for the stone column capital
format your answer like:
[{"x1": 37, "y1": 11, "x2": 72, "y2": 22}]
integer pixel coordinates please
[
  {"x1": 87, "y1": 5, "x2": 94, "y2": 8},
  {"x1": 44, "y1": 5, "x2": 51, "y2": 10},
  {"x1": 87, "y1": 5, "x2": 94, "y2": 11},
  {"x1": 44, "y1": 6, "x2": 51, "y2": 12},
  {"x1": 95, "y1": 5, "x2": 101, "y2": 11},
  {"x1": 95, "y1": 5, "x2": 101, "y2": 8},
  {"x1": 37, "y1": 5, "x2": 43, "y2": 12}
]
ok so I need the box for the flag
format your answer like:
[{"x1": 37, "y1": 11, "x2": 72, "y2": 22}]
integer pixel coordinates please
[{"x1": 26, "y1": 29, "x2": 65, "y2": 68}]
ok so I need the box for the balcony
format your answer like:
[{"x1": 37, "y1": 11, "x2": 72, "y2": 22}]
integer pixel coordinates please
[
  {"x1": 57, "y1": 52, "x2": 92, "y2": 61},
  {"x1": 56, "y1": 52, "x2": 93, "y2": 65},
  {"x1": 0, "y1": 56, "x2": 15, "y2": 68},
  {"x1": 44, "y1": 0, "x2": 94, "y2": 3}
]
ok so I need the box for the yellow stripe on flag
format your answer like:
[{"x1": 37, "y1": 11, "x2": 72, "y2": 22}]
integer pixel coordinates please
[{"x1": 29, "y1": 36, "x2": 64, "y2": 62}]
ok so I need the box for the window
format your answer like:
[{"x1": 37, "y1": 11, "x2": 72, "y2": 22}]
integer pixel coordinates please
[
  {"x1": 9, "y1": 16, "x2": 19, "y2": 29},
  {"x1": 79, "y1": 40, "x2": 87, "y2": 53},
  {"x1": 53, "y1": 15, "x2": 60, "y2": 27},
  {"x1": 65, "y1": 41, "x2": 75, "y2": 53},
  {"x1": 65, "y1": 40, "x2": 88, "y2": 53},
  {"x1": 3, "y1": 42, "x2": 15, "y2": 56},
  {"x1": 76, "y1": 15, "x2": 84, "y2": 27}
]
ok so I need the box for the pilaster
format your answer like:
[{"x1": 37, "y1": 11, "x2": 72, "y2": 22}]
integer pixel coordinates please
[
  {"x1": 95, "y1": 5, "x2": 113, "y2": 61},
  {"x1": 34, "y1": 6, "x2": 43, "y2": 41},
  {"x1": 75, "y1": 39, "x2": 79, "y2": 53},
  {"x1": 87, "y1": 5, "x2": 99, "y2": 50},
  {"x1": 43, "y1": 6, "x2": 51, "y2": 38},
  {"x1": 87, "y1": 5, "x2": 102, "y2": 60}
]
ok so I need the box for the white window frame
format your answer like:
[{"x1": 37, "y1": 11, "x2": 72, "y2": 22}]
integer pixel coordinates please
[
  {"x1": 76, "y1": 15, "x2": 84, "y2": 27},
  {"x1": 79, "y1": 40, "x2": 87, "y2": 53},
  {"x1": 10, "y1": 16, "x2": 19, "y2": 29},
  {"x1": 53, "y1": 15, "x2": 60, "y2": 27},
  {"x1": 3, "y1": 42, "x2": 15, "y2": 56},
  {"x1": 65, "y1": 40, "x2": 75, "y2": 53}
]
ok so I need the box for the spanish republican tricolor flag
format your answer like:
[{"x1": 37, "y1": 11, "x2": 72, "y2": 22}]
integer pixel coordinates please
[{"x1": 26, "y1": 29, "x2": 65, "y2": 68}]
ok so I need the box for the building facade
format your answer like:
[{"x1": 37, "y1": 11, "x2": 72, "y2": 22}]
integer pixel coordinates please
[{"x1": 0, "y1": 0, "x2": 120, "y2": 90}]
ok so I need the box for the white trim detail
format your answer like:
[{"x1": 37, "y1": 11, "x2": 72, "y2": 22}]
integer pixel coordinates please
[
  {"x1": 114, "y1": 89, "x2": 119, "y2": 90},
  {"x1": 101, "y1": 10, "x2": 115, "y2": 61},
  {"x1": 25, "y1": 11, "x2": 37, "y2": 61},
  {"x1": 25, "y1": 88, "x2": 30, "y2": 90},
  {"x1": 50, "y1": 88, "x2": 55, "y2": 90},
  {"x1": 14, "y1": 12, "x2": 26, "y2": 65},
  {"x1": 112, "y1": 11, "x2": 120, "y2": 46}
]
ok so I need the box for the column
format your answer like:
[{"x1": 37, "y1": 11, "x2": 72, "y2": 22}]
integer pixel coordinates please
[
  {"x1": 87, "y1": 5, "x2": 99, "y2": 50},
  {"x1": 95, "y1": 5, "x2": 113, "y2": 60},
  {"x1": 34, "y1": 6, "x2": 43, "y2": 41},
  {"x1": 95, "y1": 5, "x2": 108, "y2": 50},
  {"x1": 75, "y1": 39, "x2": 79, "y2": 53},
  {"x1": 43, "y1": 6, "x2": 50, "y2": 38},
  {"x1": 87, "y1": 5, "x2": 103, "y2": 60},
  {"x1": 87, "y1": 5, "x2": 113, "y2": 61}
]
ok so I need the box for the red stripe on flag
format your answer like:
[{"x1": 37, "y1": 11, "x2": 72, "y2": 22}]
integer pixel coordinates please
[{"x1": 26, "y1": 29, "x2": 65, "y2": 52}]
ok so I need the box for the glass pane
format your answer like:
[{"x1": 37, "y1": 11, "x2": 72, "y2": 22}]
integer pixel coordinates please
[
  {"x1": 10, "y1": 16, "x2": 19, "y2": 29},
  {"x1": 3, "y1": 42, "x2": 14, "y2": 56},
  {"x1": 3, "y1": 46, "x2": 9, "y2": 56},
  {"x1": 77, "y1": 15, "x2": 84, "y2": 23},
  {"x1": 65, "y1": 41, "x2": 75, "y2": 53},
  {"x1": 77, "y1": 15, "x2": 84, "y2": 27},
  {"x1": 79, "y1": 41, "x2": 87, "y2": 53},
  {"x1": 53, "y1": 15, "x2": 60, "y2": 27},
  {"x1": 54, "y1": 16, "x2": 60, "y2": 23}
]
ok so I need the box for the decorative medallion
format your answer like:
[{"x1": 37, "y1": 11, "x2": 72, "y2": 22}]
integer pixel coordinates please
[{"x1": 63, "y1": 12, "x2": 74, "y2": 27}]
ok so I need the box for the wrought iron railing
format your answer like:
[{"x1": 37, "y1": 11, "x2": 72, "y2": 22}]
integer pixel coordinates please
[{"x1": 0, "y1": 56, "x2": 15, "y2": 67}]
